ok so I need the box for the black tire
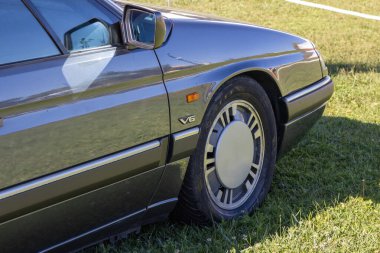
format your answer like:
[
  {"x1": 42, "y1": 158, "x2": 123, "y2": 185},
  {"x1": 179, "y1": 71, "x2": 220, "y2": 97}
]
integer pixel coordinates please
[{"x1": 172, "y1": 75, "x2": 277, "y2": 224}]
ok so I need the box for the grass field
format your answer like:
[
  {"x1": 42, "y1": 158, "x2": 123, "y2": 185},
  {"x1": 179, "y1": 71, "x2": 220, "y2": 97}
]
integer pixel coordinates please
[
  {"x1": 308, "y1": 0, "x2": 380, "y2": 17},
  {"x1": 92, "y1": 0, "x2": 380, "y2": 252}
]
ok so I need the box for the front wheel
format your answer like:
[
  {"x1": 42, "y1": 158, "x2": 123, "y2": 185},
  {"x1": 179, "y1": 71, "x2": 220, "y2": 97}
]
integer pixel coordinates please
[{"x1": 173, "y1": 76, "x2": 277, "y2": 224}]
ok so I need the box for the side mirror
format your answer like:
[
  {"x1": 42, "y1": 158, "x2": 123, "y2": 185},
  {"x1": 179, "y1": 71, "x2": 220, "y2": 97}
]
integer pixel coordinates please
[
  {"x1": 64, "y1": 18, "x2": 111, "y2": 52},
  {"x1": 123, "y1": 5, "x2": 166, "y2": 49}
]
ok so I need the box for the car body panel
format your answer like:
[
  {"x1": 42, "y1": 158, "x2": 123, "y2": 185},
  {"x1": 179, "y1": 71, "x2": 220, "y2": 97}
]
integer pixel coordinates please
[
  {"x1": 150, "y1": 12, "x2": 323, "y2": 132},
  {"x1": 0, "y1": 166, "x2": 163, "y2": 253},
  {"x1": 278, "y1": 76, "x2": 334, "y2": 155},
  {"x1": 0, "y1": 48, "x2": 169, "y2": 190},
  {"x1": 284, "y1": 76, "x2": 334, "y2": 121},
  {"x1": 0, "y1": 139, "x2": 165, "y2": 222},
  {"x1": 157, "y1": 14, "x2": 322, "y2": 96}
]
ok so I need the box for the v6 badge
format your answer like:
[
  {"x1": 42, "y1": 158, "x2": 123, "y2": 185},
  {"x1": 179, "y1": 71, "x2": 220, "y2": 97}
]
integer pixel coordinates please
[{"x1": 179, "y1": 115, "x2": 196, "y2": 125}]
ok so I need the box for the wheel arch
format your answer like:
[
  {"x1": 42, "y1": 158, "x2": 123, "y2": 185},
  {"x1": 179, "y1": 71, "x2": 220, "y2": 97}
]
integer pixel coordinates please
[{"x1": 207, "y1": 69, "x2": 287, "y2": 153}]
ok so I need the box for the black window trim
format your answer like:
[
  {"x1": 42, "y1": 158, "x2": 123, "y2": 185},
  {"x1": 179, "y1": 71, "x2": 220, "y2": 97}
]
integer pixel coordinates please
[
  {"x1": 0, "y1": 54, "x2": 66, "y2": 70},
  {"x1": 22, "y1": 0, "x2": 68, "y2": 54},
  {"x1": 0, "y1": 46, "x2": 127, "y2": 70}
]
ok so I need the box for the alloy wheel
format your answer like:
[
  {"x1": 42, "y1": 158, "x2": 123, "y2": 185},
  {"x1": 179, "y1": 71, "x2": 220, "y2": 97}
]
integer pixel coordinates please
[{"x1": 204, "y1": 100, "x2": 265, "y2": 210}]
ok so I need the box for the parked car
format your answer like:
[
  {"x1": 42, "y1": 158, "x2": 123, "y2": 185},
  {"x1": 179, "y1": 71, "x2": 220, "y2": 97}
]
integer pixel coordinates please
[{"x1": 0, "y1": 0, "x2": 333, "y2": 252}]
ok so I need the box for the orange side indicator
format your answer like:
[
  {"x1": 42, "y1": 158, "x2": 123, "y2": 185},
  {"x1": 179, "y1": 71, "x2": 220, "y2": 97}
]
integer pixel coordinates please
[{"x1": 186, "y1": 92, "x2": 200, "y2": 103}]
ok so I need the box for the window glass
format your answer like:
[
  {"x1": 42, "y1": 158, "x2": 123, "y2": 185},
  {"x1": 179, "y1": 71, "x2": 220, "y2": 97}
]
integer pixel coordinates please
[
  {"x1": 30, "y1": 0, "x2": 121, "y2": 52},
  {"x1": 0, "y1": 0, "x2": 60, "y2": 65}
]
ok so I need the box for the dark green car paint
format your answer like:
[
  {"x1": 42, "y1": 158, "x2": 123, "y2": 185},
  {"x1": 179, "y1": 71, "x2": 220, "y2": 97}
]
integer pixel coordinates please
[{"x1": 0, "y1": 0, "x2": 333, "y2": 252}]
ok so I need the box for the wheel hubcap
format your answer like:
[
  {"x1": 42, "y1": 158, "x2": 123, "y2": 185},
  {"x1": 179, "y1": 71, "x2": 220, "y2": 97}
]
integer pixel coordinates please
[
  {"x1": 204, "y1": 100, "x2": 265, "y2": 210},
  {"x1": 215, "y1": 121, "x2": 254, "y2": 189}
]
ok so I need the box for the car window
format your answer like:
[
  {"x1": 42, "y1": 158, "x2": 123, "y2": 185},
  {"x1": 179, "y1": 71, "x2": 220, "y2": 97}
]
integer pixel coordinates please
[
  {"x1": 30, "y1": 0, "x2": 122, "y2": 52},
  {"x1": 0, "y1": 0, "x2": 60, "y2": 65}
]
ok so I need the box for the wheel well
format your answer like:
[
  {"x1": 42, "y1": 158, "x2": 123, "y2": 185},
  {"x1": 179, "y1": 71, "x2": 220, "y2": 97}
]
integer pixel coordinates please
[{"x1": 237, "y1": 71, "x2": 286, "y2": 151}]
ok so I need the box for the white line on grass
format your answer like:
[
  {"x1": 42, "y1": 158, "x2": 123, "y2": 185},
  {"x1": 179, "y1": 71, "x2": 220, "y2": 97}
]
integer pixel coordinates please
[{"x1": 286, "y1": 0, "x2": 380, "y2": 21}]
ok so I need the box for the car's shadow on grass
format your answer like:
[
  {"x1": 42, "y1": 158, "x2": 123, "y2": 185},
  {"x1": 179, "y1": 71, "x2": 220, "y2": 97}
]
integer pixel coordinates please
[
  {"x1": 327, "y1": 62, "x2": 380, "y2": 74},
  {"x1": 95, "y1": 116, "x2": 380, "y2": 252}
]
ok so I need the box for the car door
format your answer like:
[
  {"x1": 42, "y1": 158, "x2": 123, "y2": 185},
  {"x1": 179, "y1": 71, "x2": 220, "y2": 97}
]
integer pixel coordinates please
[{"x1": 0, "y1": 0, "x2": 169, "y2": 250}]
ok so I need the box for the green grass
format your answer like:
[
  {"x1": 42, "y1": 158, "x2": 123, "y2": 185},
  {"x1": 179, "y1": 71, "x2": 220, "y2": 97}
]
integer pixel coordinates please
[
  {"x1": 308, "y1": 0, "x2": 380, "y2": 17},
  {"x1": 91, "y1": 0, "x2": 380, "y2": 252}
]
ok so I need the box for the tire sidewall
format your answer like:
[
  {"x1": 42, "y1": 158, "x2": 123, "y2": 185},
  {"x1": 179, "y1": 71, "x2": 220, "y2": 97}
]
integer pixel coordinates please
[{"x1": 191, "y1": 76, "x2": 277, "y2": 221}]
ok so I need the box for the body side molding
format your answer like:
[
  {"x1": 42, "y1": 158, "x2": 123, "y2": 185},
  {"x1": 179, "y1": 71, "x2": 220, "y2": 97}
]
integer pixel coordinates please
[
  {"x1": 0, "y1": 139, "x2": 167, "y2": 222},
  {"x1": 0, "y1": 141, "x2": 160, "y2": 201},
  {"x1": 283, "y1": 76, "x2": 333, "y2": 121},
  {"x1": 168, "y1": 127, "x2": 200, "y2": 163}
]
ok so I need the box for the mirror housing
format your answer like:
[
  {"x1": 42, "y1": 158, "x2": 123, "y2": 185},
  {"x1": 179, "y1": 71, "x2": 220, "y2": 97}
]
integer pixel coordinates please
[{"x1": 123, "y1": 4, "x2": 166, "y2": 49}]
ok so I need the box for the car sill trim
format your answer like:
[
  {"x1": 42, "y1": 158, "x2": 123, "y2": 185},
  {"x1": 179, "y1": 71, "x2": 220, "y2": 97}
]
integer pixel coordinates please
[
  {"x1": 39, "y1": 208, "x2": 145, "y2": 253},
  {"x1": 0, "y1": 140, "x2": 160, "y2": 201}
]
